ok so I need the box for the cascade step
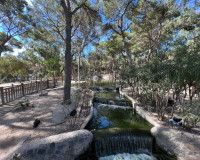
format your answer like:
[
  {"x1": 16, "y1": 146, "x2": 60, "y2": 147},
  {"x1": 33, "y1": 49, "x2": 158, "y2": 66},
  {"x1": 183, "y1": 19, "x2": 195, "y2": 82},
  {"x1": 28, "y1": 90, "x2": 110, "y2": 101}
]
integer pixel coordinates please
[{"x1": 95, "y1": 136, "x2": 153, "y2": 157}]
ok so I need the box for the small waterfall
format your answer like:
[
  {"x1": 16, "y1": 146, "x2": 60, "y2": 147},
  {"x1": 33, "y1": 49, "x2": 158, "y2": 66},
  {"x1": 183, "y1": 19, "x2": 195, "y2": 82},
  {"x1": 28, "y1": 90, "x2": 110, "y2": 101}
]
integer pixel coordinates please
[
  {"x1": 95, "y1": 136, "x2": 153, "y2": 157},
  {"x1": 89, "y1": 86, "x2": 114, "y2": 92},
  {"x1": 94, "y1": 97, "x2": 132, "y2": 107},
  {"x1": 96, "y1": 103, "x2": 132, "y2": 110}
]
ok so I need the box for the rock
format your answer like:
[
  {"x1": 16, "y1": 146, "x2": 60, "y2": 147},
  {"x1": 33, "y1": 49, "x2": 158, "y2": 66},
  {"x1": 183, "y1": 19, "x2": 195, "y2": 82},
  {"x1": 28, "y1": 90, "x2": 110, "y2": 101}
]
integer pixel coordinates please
[
  {"x1": 92, "y1": 76, "x2": 99, "y2": 81},
  {"x1": 52, "y1": 87, "x2": 87, "y2": 125},
  {"x1": 52, "y1": 104, "x2": 66, "y2": 125},
  {"x1": 116, "y1": 86, "x2": 120, "y2": 93},
  {"x1": 33, "y1": 119, "x2": 41, "y2": 128},
  {"x1": 11, "y1": 153, "x2": 21, "y2": 160},
  {"x1": 70, "y1": 110, "x2": 77, "y2": 116},
  {"x1": 151, "y1": 126, "x2": 200, "y2": 160},
  {"x1": 39, "y1": 92, "x2": 48, "y2": 96},
  {"x1": 14, "y1": 99, "x2": 31, "y2": 111},
  {"x1": 62, "y1": 103, "x2": 76, "y2": 116},
  {"x1": 169, "y1": 117, "x2": 182, "y2": 126},
  {"x1": 14, "y1": 130, "x2": 93, "y2": 160}
]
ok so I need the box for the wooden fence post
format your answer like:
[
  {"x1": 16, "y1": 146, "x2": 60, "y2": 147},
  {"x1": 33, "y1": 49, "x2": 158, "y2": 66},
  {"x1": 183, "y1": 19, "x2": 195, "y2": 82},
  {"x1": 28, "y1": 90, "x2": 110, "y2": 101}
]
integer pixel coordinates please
[
  {"x1": 47, "y1": 79, "x2": 49, "y2": 88},
  {"x1": 62, "y1": 76, "x2": 64, "y2": 85},
  {"x1": 53, "y1": 77, "x2": 56, "y2": 88},
  {"x1": 0, "y1": 87, "x2": 5, "y2": 105},
  {"x1": 11, "y1": 84, "x2": 14, "y2": 100},
  {"x1": 21, "y1": 83, "x2": 25, "y2": 96},
  {"x1": 30, "y1": 81, "x2": 32, "y2": 93},
  {"x1": 36, "y1": 81, "x2": 38, "y2": 92}
]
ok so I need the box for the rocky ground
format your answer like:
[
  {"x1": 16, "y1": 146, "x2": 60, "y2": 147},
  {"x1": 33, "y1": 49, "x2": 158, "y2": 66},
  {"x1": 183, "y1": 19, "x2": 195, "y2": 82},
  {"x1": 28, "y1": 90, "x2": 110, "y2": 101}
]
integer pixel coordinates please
[{"x1": 0, "y1": 86, "x2": 91, "y2": 159}]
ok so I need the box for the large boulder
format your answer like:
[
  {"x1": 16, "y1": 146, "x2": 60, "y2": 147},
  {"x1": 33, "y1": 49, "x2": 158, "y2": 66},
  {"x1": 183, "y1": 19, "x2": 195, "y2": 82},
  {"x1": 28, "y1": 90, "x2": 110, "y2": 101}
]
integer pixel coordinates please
[
  {"x1": 151, "y1": 126, "x2": 200, "y2": 160},
  {"x1": 52, "y1": 104, "x2": 66, "y2": 125},
  {"x1": 14, "y1": 130, "x2": 93, "y2": 160},
  {"x1": 52, "y1": 87, "x2": 81, "y2": 125}
]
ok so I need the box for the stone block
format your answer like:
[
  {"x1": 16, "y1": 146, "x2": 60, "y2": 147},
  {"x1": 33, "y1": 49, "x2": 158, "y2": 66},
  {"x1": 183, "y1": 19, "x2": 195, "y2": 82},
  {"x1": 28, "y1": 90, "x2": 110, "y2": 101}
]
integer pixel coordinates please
[
  {"x1": 50, "y1": 142, "x2": 55, "y2": 148},
  {"x1": 38, "y1": 149, "x2": 46, "y2": 154},
  {"x1": 47, "y1": 149, "x2": 54, "y2": 154},
  {"x1": 15, "y1": 130, "x2": 93, "y2": 160},
  {"x1": 57, "y1": 145, "x2": 65, "y2": 150},
  {"x1": 151, "y1": 126, "x2": 200, "y2": 160},
  {"x1": 52, "y1": 105, "x2": 65, "y2": 125},
  {"x1": 27, "y1": 149, "x2": 33, "y2": 156}
]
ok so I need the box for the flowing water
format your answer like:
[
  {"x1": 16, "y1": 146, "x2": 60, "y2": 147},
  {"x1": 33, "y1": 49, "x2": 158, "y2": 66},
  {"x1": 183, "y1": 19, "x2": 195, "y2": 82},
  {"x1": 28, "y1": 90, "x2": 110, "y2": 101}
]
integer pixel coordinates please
[
  {"x1": 78, "y1": 90, "x2": 176, "y2": 160},
  {"x1": 95, "y1": 136, "x2": 153, "y2": 157},
  {"x1": 99, "y1": 153, "x2": 157, "y2": 160}
]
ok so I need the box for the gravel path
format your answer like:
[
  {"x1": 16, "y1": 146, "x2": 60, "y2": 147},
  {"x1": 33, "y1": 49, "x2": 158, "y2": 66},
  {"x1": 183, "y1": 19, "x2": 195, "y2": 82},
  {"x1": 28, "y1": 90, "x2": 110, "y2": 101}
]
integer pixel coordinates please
[{"x1": 0, "y1": 87, "x2": 90, "y2": 159}]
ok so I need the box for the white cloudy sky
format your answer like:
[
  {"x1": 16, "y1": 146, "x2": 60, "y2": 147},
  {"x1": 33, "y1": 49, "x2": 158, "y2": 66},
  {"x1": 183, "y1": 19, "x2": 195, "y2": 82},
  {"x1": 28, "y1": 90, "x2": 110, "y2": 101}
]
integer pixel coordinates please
[
  {"x1": 26, "y1": 0, "x2": 33, "y2": 5},
  {"x1": 13, "y1": 47, "x2": 26, "y2": 56}
]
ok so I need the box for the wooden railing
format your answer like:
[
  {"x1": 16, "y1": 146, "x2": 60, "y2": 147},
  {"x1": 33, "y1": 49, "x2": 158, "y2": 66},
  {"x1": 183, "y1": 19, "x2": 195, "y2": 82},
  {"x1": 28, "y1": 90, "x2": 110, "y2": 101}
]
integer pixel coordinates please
[{"x1": 0, "y1": 79, "x2": 58, "y2": 105}]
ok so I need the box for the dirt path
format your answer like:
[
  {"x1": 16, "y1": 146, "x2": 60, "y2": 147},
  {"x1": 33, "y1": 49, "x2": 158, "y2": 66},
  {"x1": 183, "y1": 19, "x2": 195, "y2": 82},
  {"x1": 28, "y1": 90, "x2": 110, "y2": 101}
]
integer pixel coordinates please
[{"x1": 0, "y1": 87, "x2": 90, "y2": 159}]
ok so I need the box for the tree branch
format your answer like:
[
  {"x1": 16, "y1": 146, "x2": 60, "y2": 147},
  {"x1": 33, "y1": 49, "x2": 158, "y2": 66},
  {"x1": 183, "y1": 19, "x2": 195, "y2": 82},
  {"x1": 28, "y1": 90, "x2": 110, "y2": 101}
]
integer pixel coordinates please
[
  {"x1": 121, "y1": 0, "x2": 132, "y2": 19},
  {"x1": 71, "y1": 21, "x2": 81, "y2": 37},
  {"x1": 72, "y1": 0, "x2": 87, "y2": 15},
  {"x1": 108, "y1": 23, "x2": 121, "y2": 35},
  {"x1": 60, "y1": 0, "x2": 68, "y2": 13},
  {"x1": 45, "y1": 11, "x2": 65, "y2": 41}
]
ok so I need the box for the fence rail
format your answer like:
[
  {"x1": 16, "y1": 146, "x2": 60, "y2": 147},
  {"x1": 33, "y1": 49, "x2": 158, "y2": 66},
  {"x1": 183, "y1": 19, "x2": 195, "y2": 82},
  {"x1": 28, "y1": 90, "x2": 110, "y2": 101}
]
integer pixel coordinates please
[{"x1": 0, "y1": 79, "x2": 58, "y2": 105}]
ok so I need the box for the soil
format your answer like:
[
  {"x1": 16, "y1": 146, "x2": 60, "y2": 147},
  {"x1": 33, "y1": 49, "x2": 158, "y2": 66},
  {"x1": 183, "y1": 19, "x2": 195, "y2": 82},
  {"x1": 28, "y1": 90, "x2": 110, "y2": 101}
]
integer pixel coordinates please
[{"x1": 0, "y1": 86, "x2": 90, "y2": 159}]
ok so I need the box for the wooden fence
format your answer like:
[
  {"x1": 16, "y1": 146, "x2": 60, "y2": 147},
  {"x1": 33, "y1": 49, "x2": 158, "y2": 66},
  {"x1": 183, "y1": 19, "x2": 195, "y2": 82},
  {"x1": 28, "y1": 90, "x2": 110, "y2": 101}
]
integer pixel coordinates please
[{"x1": 0, "y1": 79, "x2": 58, "y2": 105}]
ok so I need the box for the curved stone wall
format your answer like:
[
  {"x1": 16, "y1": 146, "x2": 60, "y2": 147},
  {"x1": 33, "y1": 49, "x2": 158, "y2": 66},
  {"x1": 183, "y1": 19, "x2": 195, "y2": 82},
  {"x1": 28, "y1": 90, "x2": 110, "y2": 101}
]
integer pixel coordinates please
[{"x1": 14, "y1": 130, "x2": 93, "y2": 160}]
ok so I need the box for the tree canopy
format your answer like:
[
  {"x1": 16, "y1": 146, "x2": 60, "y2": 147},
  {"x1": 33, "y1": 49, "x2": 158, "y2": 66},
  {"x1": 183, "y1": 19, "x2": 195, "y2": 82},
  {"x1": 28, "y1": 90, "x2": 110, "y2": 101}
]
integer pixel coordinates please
[
  {"x1": 0, "y1": 0, "x2": 199, "y2": 114},
  {"x1": 0, "y1": 0, "x2": 32, "y2": 56}
]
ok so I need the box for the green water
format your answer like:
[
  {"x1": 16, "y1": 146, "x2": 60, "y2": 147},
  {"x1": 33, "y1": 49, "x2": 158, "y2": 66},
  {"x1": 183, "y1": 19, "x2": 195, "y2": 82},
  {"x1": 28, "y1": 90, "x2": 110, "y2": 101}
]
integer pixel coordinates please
[
  {"x1": 87, "y1": 103, "x2": 152, "y2": 131},
  {"x1": 79, "y1": 91, "x2": 176, "y2": 160}
]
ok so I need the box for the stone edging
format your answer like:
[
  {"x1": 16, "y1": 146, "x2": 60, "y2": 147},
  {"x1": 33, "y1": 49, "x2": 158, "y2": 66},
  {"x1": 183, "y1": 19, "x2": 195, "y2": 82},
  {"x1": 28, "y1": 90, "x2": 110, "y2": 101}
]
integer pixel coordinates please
[
  {"x1": 5, "y1": 130, "x2": 93, "y2": 160},
  {"x1": 120, "y1": 91, "x2": 160, "y2": 127},
  {"x1": 80, "y1": 91, "x2": 95, "y2": 129},
  {"x1": 81, "y1": 105, "x2": 94, "y2": 129},
  {"x1": 2, "y1": 134, "x2": 31, "y2": 160},
  {"x1": 120, "y1": 90, "x2": 200, "y2": 160}
]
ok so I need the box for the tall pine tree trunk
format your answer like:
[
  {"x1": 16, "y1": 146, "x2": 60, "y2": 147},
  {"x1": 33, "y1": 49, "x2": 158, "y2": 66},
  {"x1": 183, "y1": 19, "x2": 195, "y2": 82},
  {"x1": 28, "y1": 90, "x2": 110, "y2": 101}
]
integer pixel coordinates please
[
  {"x1": 78, "y1": 52, "x2": 81, "y2": 84},
  {"x1": 61, "y1": 0, "x2": 87, "y2": 103},
  {"x1": 63, "y1": 13, "x2": 72, "y2": 104}
]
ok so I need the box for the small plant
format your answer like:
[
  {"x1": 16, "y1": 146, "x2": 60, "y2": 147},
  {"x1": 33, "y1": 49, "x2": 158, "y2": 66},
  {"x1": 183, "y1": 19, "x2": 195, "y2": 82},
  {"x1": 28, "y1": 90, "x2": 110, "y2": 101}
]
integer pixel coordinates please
[{"x1": 10, "y1": 153, "x2": 21, "y2": 160}]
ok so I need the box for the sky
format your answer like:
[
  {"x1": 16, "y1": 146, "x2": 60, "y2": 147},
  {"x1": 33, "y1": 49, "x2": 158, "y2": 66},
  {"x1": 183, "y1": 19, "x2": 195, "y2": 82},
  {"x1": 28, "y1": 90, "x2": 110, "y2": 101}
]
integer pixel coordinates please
[
  {"x1": 11, "y1": 0, "x2": 32, "y2": 56},
  {"x1": 13, "y1": 47, "x2": 26, "y2": 56},
  {"x1": 26, "y1": 0, "x2": 33, "y2": 6},
  {"x1": 5, "y1": 0, "x2": 200, "y2": 56}
]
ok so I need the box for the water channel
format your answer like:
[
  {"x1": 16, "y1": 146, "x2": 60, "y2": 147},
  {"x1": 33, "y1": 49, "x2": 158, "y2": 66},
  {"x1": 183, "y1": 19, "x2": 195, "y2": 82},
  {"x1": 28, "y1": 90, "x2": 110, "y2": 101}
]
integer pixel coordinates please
[{"x1": 78, "y1": 89, "x2": 176, "y2": 160}]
